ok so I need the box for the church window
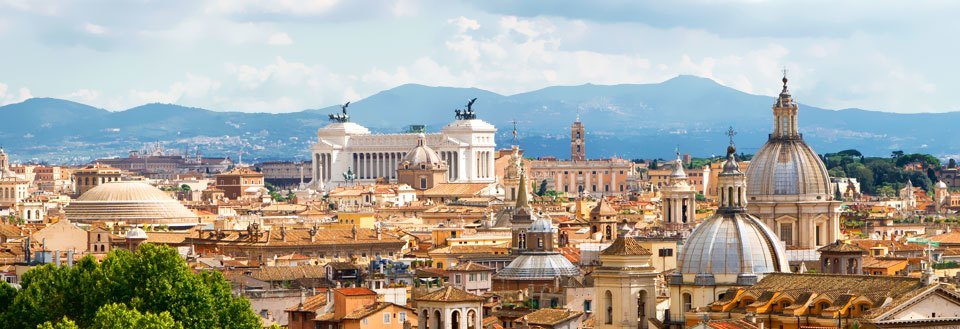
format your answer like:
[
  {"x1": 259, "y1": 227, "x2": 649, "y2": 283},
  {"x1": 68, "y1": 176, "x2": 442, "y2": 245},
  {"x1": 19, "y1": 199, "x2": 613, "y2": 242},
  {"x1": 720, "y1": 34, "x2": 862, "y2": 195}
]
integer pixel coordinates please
[
  {"x1": 420, "y1": 177, "x2": 427, "y2": 189},
  {"x1": 537, "y1": 237, "x2": 543, "y2": 248},
  {"x1": 779, "y1": 222, "x2": 794, "y2": 246},
  {"x1": 604, "y1": 291, "x2": 614, "y2": 324},
  {"x1": 518, "y1": 232, "x2": 527, "y2": 250}
]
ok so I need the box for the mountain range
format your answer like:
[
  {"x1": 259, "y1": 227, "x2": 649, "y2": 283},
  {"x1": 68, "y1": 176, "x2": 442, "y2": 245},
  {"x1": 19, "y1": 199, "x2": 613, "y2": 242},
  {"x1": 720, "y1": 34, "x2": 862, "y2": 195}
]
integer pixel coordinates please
[{"x1": 2, "y1": 75, "x2": 958, "y2": 164}]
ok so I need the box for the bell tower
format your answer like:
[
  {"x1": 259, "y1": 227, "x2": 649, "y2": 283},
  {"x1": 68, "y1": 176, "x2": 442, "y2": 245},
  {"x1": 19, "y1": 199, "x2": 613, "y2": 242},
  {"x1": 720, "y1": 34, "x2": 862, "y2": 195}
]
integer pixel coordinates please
[{"x1": 571, "y1": 115, "x2": 585, "y2": 161}]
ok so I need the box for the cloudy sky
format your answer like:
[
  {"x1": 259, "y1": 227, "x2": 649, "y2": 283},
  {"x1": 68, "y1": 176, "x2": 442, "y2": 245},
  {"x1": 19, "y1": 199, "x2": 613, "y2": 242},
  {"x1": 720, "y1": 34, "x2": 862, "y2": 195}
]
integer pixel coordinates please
[{"x1": 0, "y1": 0, "x2": 955, "y2": 113}]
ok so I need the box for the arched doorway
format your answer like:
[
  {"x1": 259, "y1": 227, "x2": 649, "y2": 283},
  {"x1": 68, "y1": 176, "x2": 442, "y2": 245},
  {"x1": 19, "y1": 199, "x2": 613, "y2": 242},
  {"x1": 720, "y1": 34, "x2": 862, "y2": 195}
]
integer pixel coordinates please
[
  {"x1": 451, "y1": 310, "x2": 461, "y2": 329},
  {"x1": 434, "y1": 310, "x2": 443, "y2": 329}
]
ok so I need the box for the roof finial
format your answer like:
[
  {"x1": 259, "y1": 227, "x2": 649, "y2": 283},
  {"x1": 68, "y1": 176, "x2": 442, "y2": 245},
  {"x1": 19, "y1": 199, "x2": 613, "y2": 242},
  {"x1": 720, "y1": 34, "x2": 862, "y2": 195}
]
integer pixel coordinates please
[
  {"x1": 726, "y1": 126, "x2": 737, "y2": 156},
  {"x1": 781, "y1": 67, "x2": 789, "y2": 92},
  {"x1": 511, "y1": 120, "x2": 519, "y2": 146}
]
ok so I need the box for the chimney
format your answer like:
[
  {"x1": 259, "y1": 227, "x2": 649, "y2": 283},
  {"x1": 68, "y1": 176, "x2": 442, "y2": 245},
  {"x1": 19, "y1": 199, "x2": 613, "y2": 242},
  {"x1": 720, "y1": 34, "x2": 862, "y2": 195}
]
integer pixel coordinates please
[
  {"x1": 54, "y1": 250, "x2": 61, "y2": 266},
  {"x1": 67, "y1": 250, "x2": 74, "y2": 267},
  {"x1": 280, "y1": 225, "x2": 287, "y2": 242},
  {"x1": 299, "y1": 288, "x2": 306, "y2": 310}
]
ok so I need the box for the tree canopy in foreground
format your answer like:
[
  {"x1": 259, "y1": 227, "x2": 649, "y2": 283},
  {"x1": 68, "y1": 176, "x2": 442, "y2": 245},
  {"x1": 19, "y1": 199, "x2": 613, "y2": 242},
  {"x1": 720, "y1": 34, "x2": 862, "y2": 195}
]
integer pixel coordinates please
[{"x1": 0, "y1": 244, "x2": 262, "y2": 329}]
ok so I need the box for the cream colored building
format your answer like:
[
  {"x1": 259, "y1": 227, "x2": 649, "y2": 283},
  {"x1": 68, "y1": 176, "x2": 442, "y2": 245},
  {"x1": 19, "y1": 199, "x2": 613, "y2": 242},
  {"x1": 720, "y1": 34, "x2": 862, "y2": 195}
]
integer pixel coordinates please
[
  {"x1": 667, "y1": 143, "x2": 788, "y2": 328},
  {"x1": 594, "y1": 237, "x2": 660, "y2": 329},
  {"x1": 744, "y1": 76, "x2": 840, "y2": 249}
]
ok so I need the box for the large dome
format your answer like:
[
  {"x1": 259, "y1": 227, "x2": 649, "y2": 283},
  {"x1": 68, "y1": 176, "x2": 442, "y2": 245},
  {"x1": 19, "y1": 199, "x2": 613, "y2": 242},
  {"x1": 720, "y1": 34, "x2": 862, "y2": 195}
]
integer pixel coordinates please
[
  {"x1": 745, "y1": 75, "x2": 831, "y2": 200},
  {"x1": 497, "y1": 252, "x2": 581, "y2": 280},
  {"x1": 745, "y1": 139, "x2": 831, "y2": 198},
  {"x1": 66, "y1": 181, "x2": 199, "y2": 225},
  {"x1": 678, "y1": 212, "x2": 789, "y2": 275}
]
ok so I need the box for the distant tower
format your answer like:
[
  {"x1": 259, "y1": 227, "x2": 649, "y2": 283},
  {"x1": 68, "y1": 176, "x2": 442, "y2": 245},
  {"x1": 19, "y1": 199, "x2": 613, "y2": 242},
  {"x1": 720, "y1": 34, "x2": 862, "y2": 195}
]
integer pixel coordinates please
[
  {"x1": 571, "y1": 115, "x2": 586, "y2": 161},
  {"x1": 0, "y1": 146, "x2": 8, "y2": 173},
  {"x1": 935, "y1": 180, "x2": 949, "y2": 214},
  {"x1": 661, "y1": 151, "x2": 696, "y2": 230}
]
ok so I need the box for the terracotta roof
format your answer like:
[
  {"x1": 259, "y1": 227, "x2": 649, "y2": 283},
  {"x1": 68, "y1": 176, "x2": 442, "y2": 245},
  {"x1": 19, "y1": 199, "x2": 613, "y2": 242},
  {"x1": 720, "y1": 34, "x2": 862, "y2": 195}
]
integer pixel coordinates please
[
  {"x1": 336, "y1": 287, "x2": 377, "y2": 296},
  {"x1": 601, "y1": 237, "x2": 652, "y2": 256},
  {"x1": 748, "y1": 273, "x2": 922, "y2": 303},
  {"x1": 185, "y1": 227, "x2": 404, "y2": 247},
  {"x1": 448, "y1": 261, "x2": 493, "y2": 272},
  {"x1": 0, "y1": 224, "x2": 24, "y2": 238},
  {"x1": 929, "y1": 231, "x2": 960, "y2": 244},
  {"x1": 277, "y1": 252, "x2": 312, "y2": 260},
  {"x1": 515, "y1": 309, "x2": 583, "y2": 326},
  {"x1": 817, "y1": 240, "x2": 866, "y2": 253},
  {"x1": 415, "y1": 286, "x2": 485, "y2": 302},
  {"x1": 590, "y1": 198, "x2": 617, "y2": 216},
  {"x1": 342, "y1": 302, "x2": 412, "y2": 320},
  {"x1": 861, "y1": 257, "x2": 908, "y2": 269},
  {"x1": 422, "y1": 183, "x2": 491, "y2": 197},
  {"x1": 251, "y1": 265, "x2": 327, "y2": 281},
  {"x1": 705, "y1": 319, "x2": 760, "y2": 329},
  {"x1": 285, "y1": 292, "x2": 328, "y2": 312}
]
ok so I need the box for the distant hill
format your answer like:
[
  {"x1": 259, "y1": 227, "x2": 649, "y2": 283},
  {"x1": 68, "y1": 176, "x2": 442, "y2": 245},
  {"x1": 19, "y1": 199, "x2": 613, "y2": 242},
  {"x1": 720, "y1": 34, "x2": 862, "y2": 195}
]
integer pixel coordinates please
[{"x1": 2, "y1": 75, "x2": 958, "y2": 164}]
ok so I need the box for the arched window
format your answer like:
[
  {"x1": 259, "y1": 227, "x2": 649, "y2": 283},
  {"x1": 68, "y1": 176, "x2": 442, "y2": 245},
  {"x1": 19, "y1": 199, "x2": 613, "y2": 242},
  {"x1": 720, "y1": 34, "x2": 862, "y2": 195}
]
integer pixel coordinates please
[
  {"x1": 604, "y1": 225, "x2": 612, "y2": 240},
  {"x1": 638, "y1": 290, "x2": 647, "y2": 320},
  {"x1": 537, "y1": 237, "x2": 543, "y2": 249},
  {"x1": 467, "y1": 310, "x2": 477, "y2": 329},
  {"x1": 682, "y1": 293, "x2": 692, "y2": 312},
  {"x1": 727, "y1": 186, "x2": 734, "y2": 208},
  {"x1": 433, "y1": 310, "x2": 443, "y2": 329},
  {"x1": 451, "y1": 310, "x2": 461, "y2": 329},
  {"x1": 518, "y1": 232, "x2": 527, "y2": 250},
  {"x1": 605, "y1": 290, "x2": 614, "y2": 324}
]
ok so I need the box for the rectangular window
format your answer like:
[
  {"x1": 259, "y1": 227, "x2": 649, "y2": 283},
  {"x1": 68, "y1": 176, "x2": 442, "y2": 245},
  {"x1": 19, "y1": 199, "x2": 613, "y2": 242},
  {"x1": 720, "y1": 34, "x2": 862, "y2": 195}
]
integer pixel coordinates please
[
  {"x1": 481, "y1": 273, "x2": 488, "y2": 280},
  {"x1": 383, "y1": 313, "x2": 391, "y2": 324},
  {"x1": 658, "y1": 248, "x2": 673, "y2": 257},
  {"x1": 469, "y1": 273, "x2": 477, "y2": 281},
  {"x1": 399, "y1": 312, "x2": 406, "y2": 323},
  {"x1": 363, "y1": 318, "x2": 369, "y2": 325},
  {"x1": 779, "y1": 223, "x2": 794, "y2": 246},
  {"x1": 455, "y1": 274, "x2": 462, "y2": 284}
]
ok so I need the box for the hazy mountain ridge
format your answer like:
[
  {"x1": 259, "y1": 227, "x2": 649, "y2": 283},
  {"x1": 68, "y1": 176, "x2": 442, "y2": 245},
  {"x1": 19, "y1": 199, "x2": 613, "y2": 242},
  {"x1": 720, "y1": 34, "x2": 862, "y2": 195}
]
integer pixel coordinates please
[{"x1": 1, "y1": 76, "x2": 957, "y2": 163}]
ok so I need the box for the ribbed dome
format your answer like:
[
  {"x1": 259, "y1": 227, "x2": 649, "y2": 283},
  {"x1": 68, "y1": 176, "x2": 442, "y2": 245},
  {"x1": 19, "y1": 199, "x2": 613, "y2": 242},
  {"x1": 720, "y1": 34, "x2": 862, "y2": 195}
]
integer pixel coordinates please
[
  {"x1": 528, "y1": 215, "x2": 556, "y2": 233},
  {"x1": 402, "y1": 134, "x2": 443, "y2": 166},
  {"x1": 678, "y1": 212, "x2": 789, "y2": 275},
  {"x1": 66, "y1": 181, "x2": 199, "y2": 225},
  {"x1": 126, "y1": 227, "x2": 148, "y2": 239},
  {"x1": 745, "y1": 139, "x2": 831, "y2": 199},
  {"x1": 497, "y1": 252, "x2": 581, "y2": 280}
]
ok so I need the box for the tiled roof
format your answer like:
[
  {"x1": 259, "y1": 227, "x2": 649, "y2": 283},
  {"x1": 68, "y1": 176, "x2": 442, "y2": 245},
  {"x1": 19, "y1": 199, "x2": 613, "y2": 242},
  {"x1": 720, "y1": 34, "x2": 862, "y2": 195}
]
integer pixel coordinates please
[
  {"x1": 336, "y1": 287, "x2": 377, "y2": 296},
  {"x1": 861, "y1": 257, "x2": 908, "y2": 269},
  {"x1": 515, "y1": 308, "x2": 583, "y2": 326},
  {"x1": 749, "y1": 273, "x2": 921, "y2": 302},
  {"x1": 285, "y1": 292, "x2": 328, "y2": 312},
  {"x1": 251, "y1": 265, "x2": 327, "y2": 281},
  {"x1": 601, "y1": 237, "x2": 652, "y2": 256},
  {"x1": 590, "y1": 198, "x2": 617, "y2": 216},
  {"x1": 448, "y1": 261, "x2": 493, "y2": 272},
  {"x1": 342, "y1": 302, "x2": 412, "y2": 320},
  {"x1": 422, "y1": 183, "x2": 491, "y2": 197},
  {"x1": 185, "y1": 227, "x2": 404, "y2": 247},
  {"x1": 705, "y1": 319, "x2": 760, "y2": 329},
  {"x1": 415, "y1": 286, "x2": 485, "y2": 302},
  {"x1": 817, "y1": 240, "x2": 866, "y2": 253}
]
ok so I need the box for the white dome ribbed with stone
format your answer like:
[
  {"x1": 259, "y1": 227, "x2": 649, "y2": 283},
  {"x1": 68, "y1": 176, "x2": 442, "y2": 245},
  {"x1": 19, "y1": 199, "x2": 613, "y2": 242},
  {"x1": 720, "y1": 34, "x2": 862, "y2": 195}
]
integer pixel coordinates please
[
  {"x1": 745, "y1": 75, "x2": 832, "y2": 200},
  {"x1": 126, "y1": 227, "x2": 148, "y2": 240},
  {"x1": 402, "y1": 134, "x2": 443, "y2": 166}
]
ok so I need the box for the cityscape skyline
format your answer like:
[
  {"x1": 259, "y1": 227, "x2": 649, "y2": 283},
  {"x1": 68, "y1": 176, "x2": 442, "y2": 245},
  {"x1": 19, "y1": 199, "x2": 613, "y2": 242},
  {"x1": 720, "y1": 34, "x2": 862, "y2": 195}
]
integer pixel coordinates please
[{"x1": 1, "y1": 1, "x2": 959, "y2": 114}]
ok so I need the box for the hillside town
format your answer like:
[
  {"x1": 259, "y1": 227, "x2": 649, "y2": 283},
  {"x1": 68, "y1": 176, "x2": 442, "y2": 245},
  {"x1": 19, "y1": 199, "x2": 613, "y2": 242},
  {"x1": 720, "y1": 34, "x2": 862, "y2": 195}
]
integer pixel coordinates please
[{"x1": 4, "y1": 76, "x2": 960, "y2": 329}]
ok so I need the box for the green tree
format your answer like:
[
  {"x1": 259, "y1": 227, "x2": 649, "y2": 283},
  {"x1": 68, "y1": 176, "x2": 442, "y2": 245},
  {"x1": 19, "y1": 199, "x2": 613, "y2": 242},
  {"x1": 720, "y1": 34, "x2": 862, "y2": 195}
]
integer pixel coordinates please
[
  {"x1": 828, "y1": 167, "x2": 846, "y2": 178},
  {"x1": 180, "y1": 184, "x2": 191, "y2": 192},
  {"x1": 949, "y1": 159, "x2": 957, "y2": 169},
  {"x1": 37, "y1": 317, "x2": 79, "y2": 329},
  {"x1": 3, "y1": 244, "x2": 261, "y2": 329},
  {"x1": 90, "y1": 304, "x2": 182, "y2": 329}
]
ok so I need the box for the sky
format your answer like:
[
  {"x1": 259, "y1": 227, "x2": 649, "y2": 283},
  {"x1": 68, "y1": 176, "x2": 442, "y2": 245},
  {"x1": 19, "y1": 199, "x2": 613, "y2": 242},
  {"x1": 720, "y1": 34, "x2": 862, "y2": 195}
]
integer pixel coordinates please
[{"x1": 0, "y1": 0, "x2": 956, "y2": 114}]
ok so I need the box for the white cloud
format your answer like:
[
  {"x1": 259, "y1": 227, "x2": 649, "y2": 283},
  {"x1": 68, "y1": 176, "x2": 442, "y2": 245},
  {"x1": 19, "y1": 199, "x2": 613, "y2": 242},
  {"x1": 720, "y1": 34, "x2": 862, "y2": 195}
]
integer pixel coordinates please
[
  {"x1": 267, "y1": 32, "x2": 293, "y2": 45},
  {"x1": 448, "y1": 16, "x2": 480, "y2": 32},
  {"x1": 126, "y1": 73, "x2": 221, "y2": 106},
  {"x1": 0, "y1": 82, "x2": 32, "y2": 106},
  {"x1": 83, "y1": 22, "x2": 106, "y2": 35},
  {"x1": 63, "y1": 89, "x2": 101, "y2": 103},
  {"x1": 205, "y1": 0, "x2": 340, "y2": 16}
]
